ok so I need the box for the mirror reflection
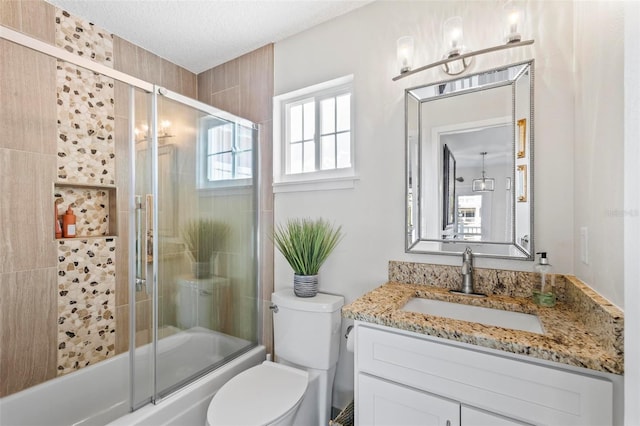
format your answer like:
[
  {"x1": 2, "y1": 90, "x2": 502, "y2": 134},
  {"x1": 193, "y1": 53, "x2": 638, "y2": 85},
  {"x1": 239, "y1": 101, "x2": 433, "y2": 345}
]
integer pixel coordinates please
[{"x1": 406, "y1": 61, "x2": 533, "y2": 259}]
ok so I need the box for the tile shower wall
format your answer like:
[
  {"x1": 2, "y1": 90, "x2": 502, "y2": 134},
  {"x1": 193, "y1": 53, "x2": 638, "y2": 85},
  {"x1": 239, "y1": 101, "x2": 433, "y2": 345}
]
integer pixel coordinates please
[
  {"x1": 0, "y1": 0, "x2": 197, "y2": 396},
  {"x1": 0, "y1": 0, "x2": 58, "y2": 397}
]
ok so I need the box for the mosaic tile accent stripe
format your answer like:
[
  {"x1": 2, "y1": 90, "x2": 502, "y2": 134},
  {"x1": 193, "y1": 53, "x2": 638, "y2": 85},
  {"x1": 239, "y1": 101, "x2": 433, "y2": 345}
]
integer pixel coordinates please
[
  {"x1": 56, "y1": 61, "x2": 115, "y2": 185},
  {"x1": 55, "y1": 186, "x2": 110, "y2": 237},
  {"x1": 57, "y1": 239, "x2": 116, "y2": 375},
  {"x1": 52, "y1": 8, "x2": 119, "y2": 377},
  {"x1": 55, "y1": 9, "x2": 113, "y2": 68},
  {"x1": 55, "y1": 8, "x2": 115, "y2": 186}
]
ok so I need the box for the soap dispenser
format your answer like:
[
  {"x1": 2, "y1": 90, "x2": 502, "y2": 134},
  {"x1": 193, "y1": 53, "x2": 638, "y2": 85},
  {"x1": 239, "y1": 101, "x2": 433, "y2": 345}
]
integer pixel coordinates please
[{"x1": 533, "y1": 252, "x2": 556, "y2": 307}]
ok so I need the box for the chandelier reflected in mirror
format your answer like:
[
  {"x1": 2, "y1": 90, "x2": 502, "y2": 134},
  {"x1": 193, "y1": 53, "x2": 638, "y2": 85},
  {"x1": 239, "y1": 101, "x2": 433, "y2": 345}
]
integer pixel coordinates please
[{"x1": 472, "y1": 152, "x2": 495, "y2": 192}]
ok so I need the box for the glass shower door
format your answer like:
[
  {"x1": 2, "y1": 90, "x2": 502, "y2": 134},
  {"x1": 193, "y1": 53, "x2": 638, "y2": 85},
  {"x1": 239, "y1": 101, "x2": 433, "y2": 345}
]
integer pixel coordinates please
[{"x1": 133, "y1": 88, "x2": 259, "y2": 402}]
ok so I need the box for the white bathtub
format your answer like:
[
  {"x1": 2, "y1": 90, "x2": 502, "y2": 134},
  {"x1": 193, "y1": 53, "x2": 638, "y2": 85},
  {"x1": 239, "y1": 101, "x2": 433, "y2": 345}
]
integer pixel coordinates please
[{"x1": 0, "y1": 328, "x2": 265, "y2": 426}]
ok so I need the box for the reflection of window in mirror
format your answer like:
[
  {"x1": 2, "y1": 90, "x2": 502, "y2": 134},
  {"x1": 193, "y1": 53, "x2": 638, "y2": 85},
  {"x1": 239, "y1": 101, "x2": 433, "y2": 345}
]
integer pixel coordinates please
[{"x1": 457, "y1": 195, "x2": 482, "y2": 241}]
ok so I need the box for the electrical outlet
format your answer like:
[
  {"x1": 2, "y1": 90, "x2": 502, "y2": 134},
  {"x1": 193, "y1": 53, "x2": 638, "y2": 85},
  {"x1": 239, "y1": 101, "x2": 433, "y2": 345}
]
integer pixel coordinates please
[{"x1": 580, "y1": 227, "x2": 588, "y2": 265}]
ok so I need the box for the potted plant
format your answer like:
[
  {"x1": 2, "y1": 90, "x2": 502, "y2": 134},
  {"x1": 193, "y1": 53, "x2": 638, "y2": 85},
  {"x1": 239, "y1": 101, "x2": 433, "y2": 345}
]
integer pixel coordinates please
[
  {"x1": 182, "y1": 219, "x2": 230, "y2": 279},
  {"x1": 272, "y1": 218, "x2": 343, "y2": 297}
]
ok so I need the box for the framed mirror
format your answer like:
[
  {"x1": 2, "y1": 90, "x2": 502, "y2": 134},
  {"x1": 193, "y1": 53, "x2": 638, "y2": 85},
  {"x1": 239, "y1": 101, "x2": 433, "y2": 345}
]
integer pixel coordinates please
[{"x1": 406, "y1": 61, "x2": 534, "y2": 259}]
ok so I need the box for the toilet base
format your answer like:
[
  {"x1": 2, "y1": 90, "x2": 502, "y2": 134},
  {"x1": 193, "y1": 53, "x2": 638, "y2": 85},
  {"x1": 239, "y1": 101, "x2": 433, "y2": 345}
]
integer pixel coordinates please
[{"x1": 280, "y1": 360, "x2": 337, "y2": 426}]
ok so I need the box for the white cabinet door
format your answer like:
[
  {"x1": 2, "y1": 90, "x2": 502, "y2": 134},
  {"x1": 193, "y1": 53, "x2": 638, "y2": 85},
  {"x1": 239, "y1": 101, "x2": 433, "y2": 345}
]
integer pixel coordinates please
[
  {"x1": 461, "y1": 405, "x2": 531, "y2": 426},
  {"x1": 357, "y1": 324, "x2": 613, "y2": 425},
  {"x1": 357, "y1": 374, "x2": 460, "y2": 426}
]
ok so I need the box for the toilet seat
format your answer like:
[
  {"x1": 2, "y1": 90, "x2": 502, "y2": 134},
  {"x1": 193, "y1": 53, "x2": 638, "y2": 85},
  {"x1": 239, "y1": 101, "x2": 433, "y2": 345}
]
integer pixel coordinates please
[{"x1": 207, "y1": 361, "x2": 308, "y2": 426}]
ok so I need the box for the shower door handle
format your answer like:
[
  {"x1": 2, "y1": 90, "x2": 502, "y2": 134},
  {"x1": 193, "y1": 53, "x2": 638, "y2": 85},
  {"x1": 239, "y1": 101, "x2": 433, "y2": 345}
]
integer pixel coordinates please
[{"x1": 135, "y1": 195, "x2": 147, "y2": 293}]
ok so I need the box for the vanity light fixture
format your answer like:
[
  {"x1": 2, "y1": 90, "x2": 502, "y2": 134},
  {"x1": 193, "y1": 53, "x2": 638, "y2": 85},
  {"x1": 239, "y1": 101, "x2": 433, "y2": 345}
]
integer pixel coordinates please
[
  {"x1": 472, "y1": 152, "x2": 495, "y2": 192},
  {"x1": 134, "y1": 121, "x2": 174, "y2": 143},
  {"x1": 393, "y1": 11, "x2": 533, "y2": 81}
]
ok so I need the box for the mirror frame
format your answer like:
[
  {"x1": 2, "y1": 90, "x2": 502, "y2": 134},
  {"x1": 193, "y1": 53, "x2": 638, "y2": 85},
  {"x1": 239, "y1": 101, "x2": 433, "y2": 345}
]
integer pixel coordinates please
[{"x1": 405, "y1": 60, "x2": 534, "y2": 260}]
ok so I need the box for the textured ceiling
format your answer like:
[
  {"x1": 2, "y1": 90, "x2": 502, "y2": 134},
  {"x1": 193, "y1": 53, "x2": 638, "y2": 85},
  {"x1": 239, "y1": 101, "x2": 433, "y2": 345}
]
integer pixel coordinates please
[{"x1": 45, "y1": 0, "x2": 373, "y2": 74}]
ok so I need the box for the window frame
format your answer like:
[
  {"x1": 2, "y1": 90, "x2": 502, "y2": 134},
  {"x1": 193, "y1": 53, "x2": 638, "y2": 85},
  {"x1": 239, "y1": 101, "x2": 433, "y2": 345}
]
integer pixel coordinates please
[
  {"x1": 197, "y1": 115, "x2": 254, "y2": 191},
  {"x1": 273, "y1": 75, "x2": 357, "y2": 192}
]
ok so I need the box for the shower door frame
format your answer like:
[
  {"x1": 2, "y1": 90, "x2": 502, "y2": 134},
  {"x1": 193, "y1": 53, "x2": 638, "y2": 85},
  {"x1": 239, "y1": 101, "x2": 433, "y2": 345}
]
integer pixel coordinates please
[
  {"x1": 0, "y1": 23, "x2": 263, "y2": 412},
  {"x1": 144, "y1": 87, "x2": 262, "y2": 405}
]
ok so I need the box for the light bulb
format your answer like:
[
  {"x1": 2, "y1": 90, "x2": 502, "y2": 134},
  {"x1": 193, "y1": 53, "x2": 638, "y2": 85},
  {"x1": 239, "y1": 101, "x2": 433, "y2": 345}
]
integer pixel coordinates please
[
  {"x1": 505, "y1": 5, "x2": 523, "y2": 43},
  {"x1": 443, "y1": 17, "x2": 464, "y2": 56},
  {"x1": 397, "y1": 36, "x2": 414, "y2": 73}
]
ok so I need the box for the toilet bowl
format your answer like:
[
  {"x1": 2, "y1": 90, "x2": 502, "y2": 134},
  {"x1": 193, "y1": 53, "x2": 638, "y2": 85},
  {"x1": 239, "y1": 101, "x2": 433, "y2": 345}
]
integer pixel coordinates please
[
  {"x1": 206, "y1": 290, "x2": 344, "y2": 426},
  {"x1": 206, "y1": 361, "x2": 308, "y2": 426}
]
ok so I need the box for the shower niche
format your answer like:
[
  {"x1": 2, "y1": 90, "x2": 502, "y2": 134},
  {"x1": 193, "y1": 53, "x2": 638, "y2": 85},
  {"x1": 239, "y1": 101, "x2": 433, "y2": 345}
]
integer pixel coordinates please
[{"x1": 54, "y1": 182, "x2": 118, "y2": 239}]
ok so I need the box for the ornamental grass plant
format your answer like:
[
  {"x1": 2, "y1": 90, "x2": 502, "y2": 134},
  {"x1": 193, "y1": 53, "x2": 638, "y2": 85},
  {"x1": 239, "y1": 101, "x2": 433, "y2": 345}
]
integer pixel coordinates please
[
  {"x1": 272, "y1": 218, "x2": 343, "y2": 276},
  {"x1": 182, "y1": 219, "x2": 230, "y2": 263}
]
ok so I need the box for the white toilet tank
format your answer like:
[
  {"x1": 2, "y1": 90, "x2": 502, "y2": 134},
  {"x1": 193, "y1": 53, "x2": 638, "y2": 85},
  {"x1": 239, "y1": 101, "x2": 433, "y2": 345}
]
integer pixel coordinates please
[
  {"x1": 176, "y1": 275, "x2": 229, "y2": 330},
  {"x1": 271, "y1": 290, "x2": 344, "y2": 370}
]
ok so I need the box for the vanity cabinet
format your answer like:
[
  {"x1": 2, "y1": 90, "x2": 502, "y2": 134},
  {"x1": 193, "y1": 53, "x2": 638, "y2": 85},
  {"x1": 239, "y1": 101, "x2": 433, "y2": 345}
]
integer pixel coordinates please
[{"x1": 354, "y1": 323, "x2": 613, "y2": 426}]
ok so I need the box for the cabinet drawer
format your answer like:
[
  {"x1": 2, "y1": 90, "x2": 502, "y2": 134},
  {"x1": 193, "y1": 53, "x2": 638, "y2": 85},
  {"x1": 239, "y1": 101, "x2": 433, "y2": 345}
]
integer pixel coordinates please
[
  {"x1": 356, "y1": 325, "x2": 612, "y2": 426},
  {"x1": 357, "y1": 373, "x2": 460, "y2": 426}
]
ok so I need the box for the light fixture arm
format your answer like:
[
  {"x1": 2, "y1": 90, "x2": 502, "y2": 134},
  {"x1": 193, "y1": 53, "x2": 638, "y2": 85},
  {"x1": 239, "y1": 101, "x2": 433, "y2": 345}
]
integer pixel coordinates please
[{"x1": 392, "y1": 39, "x2": 534, "y2": 81}]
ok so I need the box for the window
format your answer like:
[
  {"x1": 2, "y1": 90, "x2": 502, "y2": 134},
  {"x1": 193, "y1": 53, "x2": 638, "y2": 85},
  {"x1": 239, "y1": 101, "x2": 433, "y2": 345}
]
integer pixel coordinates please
[
  {"x1": 199, "y1": 116, "x2": 254, "y2": 189},
  {"x1": 287, "y1": 92, "x2": 351, "y2": 174},
  {"x1": 274, "y1": 75, "x2": 356, "y2": 191}
]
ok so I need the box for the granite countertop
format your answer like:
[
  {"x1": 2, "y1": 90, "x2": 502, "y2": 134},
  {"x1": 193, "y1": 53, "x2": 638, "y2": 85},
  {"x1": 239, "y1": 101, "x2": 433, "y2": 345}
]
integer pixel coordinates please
[{"x1": 342, "y1": 280, "x2": 624, "y2": 375}]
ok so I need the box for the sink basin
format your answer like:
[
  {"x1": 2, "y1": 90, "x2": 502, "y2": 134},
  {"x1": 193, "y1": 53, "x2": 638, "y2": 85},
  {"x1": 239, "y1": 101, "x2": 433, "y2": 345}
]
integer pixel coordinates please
[{"x1": 401, "y1": 298, "x2": 544, "y2": 334}]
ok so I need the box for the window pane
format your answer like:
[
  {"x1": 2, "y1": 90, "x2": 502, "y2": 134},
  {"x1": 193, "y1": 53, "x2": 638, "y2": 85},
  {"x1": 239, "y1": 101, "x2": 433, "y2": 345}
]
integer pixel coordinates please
[
  {"x1": 208, "y1": 153, "x2": 233, "y2": 181},
  {"x1": 337, "y1": 132, "x2": 351, "y2": 169},
  {"x1": 320, "y1": 98, "x2": 335, "y2": 135},
  {"x1": 303, "y1": 101, "x2": 315, "y2": 140},
  {"x1": 237, "y1": 125, "x2": 253, "y2": 151},
  {"x1": 235, "y1": 151, "x2": 252, "y2": 179},
  {"x1": 290, "y1": 104, "x2": 302, "y2": 142},
  {"x1": 303, "y1": 141, "x2": 315, "y2": 173},
  {"x1": 208, "y1": 123, "x2": 233, "y2": 154},
  {"x1": 290, "y1": 142, "x2": 302, "y2": 174},
  {"x1": 321, "y1": 135, "x2": 335, "y2": 170},
  {"x1": 336, "y1": 94, "x2": 351, "y2": 132}
]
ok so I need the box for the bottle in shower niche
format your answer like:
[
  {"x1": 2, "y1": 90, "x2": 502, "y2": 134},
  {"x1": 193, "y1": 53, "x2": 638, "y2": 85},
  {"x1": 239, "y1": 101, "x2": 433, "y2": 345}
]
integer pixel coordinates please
[
  {"x1": 532, "y1": 252, "x2": 556, "y2": 307},
  {"x1": 62, "y1": 205, "x2": 76, "y2": 238},
  {"x1": 55, "y1": 203, "x2": 62, "y2": 239}
]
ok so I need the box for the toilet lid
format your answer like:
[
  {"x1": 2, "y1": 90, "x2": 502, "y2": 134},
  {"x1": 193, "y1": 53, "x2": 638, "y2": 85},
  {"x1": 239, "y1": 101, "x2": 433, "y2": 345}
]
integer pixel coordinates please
[{"x1": 207, "y1": 361, "x2": 308, "y2": 426}]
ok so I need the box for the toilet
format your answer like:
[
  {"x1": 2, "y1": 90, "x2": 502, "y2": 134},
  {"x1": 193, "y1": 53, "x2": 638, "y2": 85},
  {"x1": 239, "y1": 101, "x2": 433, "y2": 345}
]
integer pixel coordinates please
[{"x1": 207, "y1": 289, "x2": 344, "y2": 426}]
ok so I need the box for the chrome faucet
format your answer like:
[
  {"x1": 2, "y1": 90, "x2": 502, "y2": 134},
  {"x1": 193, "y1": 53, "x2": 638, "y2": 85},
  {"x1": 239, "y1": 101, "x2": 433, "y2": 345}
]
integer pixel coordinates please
[
  {"x1": 451, "y1": 247, "x2": 486, "y2": 297},
  {"x1": 461, "y1": 247, "x2": 474, "y2": 293}
]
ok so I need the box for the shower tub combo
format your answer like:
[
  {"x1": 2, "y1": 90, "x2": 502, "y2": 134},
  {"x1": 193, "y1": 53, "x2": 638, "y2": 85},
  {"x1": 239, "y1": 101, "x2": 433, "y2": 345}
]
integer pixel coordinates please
[
  {"x1": 0, "y1": 22, "x2": 263, "y2": 426},
  {"x1": 0, "y1": 328, "x2": 265, "y2": 425}
]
